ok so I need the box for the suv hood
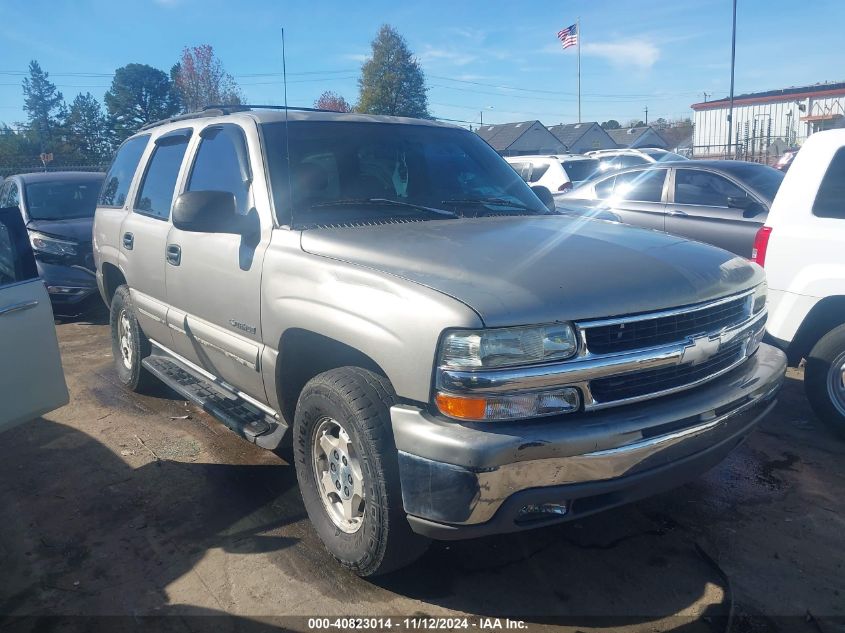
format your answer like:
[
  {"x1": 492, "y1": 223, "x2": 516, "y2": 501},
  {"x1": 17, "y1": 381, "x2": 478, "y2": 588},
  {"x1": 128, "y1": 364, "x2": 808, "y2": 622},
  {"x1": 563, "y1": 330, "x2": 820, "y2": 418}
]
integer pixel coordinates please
[
  {"x1": 26, "y1": 217, "x2": 93, "y2": 243},
  {"x1": 300, "y1": 216, "x2": 763, "y2": 327}
]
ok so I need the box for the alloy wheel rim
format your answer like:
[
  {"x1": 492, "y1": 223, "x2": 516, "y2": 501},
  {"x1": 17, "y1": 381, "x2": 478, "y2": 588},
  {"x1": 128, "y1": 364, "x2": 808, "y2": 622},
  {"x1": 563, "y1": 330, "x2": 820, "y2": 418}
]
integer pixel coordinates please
[
  {"x1": 312, "y1": 416, "x2": 365, "y2": 533},
  {"x1": 118, "y1": 308, "x2": 133, "y2": 370},
  {"x1": 827, "y1": 350, "x2": 845, "y2": 417}
]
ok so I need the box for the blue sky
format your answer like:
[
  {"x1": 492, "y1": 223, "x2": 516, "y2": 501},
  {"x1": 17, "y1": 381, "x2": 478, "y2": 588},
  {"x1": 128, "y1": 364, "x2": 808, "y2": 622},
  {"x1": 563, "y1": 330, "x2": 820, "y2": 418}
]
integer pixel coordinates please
[{"x1": 2, "y1": 0, "x2": 843, "y2": 128}]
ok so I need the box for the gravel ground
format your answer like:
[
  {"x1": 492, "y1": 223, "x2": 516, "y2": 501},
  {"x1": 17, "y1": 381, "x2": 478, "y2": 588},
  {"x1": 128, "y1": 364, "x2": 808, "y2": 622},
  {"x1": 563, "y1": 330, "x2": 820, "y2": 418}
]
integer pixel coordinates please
[{"x1": 1, "y1": 310, "x2": 844, "y2": 632}]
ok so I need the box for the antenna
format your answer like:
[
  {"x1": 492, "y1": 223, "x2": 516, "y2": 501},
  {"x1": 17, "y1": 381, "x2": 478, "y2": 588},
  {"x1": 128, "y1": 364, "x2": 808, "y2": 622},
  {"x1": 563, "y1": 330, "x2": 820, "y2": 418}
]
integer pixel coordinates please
[{"x1": 282, "y1": 28, "x2": 295, "y2": 227}]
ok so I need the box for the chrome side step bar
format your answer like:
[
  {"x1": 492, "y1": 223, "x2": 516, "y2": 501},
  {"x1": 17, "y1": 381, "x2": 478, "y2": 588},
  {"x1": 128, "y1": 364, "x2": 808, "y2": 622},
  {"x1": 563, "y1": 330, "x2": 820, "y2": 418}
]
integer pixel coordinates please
[{"x1": 141, "y1": 348, "x2": 288, "y2": 450}]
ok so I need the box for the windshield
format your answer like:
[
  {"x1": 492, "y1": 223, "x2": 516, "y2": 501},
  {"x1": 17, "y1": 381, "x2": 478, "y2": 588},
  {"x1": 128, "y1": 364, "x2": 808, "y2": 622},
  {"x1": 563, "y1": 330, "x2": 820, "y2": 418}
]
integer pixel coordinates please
[
  {"x1": 721, "y1": 162, "x2": 785, "y2": 201},
  {"x1": 261, "y1": 121, "x2": 548, "y2": 227},
  {"x1": 24, "y1": 178, "x2": 104, "y2": 220},
  {"x1": 561, "y1": 159, "x2": 600, "y2": 182}
]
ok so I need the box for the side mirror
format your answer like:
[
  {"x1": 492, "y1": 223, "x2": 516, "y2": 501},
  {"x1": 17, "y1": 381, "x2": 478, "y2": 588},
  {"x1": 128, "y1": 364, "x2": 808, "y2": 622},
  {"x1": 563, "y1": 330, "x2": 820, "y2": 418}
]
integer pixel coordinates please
[
  {"x1": 173, "y1": 191, "x2": 240, "y2": 234},
  {"x1": 531, "y1": 185, "x2": 556, "y2": 212}
]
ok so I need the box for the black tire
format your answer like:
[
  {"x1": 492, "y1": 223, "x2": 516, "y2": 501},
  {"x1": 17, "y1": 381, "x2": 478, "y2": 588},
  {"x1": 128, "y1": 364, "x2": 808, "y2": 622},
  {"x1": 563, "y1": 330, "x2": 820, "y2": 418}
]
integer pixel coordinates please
[
  {"x1": 110, "y1": 285, "x2": 154, "y2": 392},
  {"x1": 293, "y1": 367, "x2": 429, "y2": 576},
  {"x1": 805, "y1": 323, "x2": 845, "y2": 439}
]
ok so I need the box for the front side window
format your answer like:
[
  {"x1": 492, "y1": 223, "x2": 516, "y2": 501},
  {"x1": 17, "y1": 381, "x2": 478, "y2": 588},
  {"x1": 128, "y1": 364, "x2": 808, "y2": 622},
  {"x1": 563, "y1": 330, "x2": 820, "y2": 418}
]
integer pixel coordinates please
[
  {"x1": 261, "y1": 121, "x2": 548, "y2": 227},
  {"x1": 0, "y1": 209, "x2": 36, "y2": 286},
  {"x1": 812, "y1": 147, "x2": 845, "y2": 219},
  {"x1": 5, "y1": 183, "x2": 19, "y2": 208},
  {"x1": 612, "y1": 169, "x2": 667, "y2": 202},
  {"x1": 675, "y1": 169, "x2": 746, "y2": 207},
  {"x1": 135, "y1": 132, "x2": 191, "y2": 220},
  {"x1": 594, "y1": 176, "x2": 616, "y2": 198},
  {"x1": 188, "y1": 124, "x2": 251, "y2": 215},
  {"x1": 24, "y1": 178, "x2": 104, "y2": 220},
  {"x1": 99, "y1": 135, "x2": 149, "y2": 207}
]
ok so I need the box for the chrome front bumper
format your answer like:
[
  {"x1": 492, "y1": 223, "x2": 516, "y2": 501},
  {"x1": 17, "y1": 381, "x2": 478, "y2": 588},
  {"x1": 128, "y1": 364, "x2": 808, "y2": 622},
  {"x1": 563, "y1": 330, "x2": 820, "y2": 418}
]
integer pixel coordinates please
[{"x1": 393, "y1": 343, "x2": 786, "y2": 539}]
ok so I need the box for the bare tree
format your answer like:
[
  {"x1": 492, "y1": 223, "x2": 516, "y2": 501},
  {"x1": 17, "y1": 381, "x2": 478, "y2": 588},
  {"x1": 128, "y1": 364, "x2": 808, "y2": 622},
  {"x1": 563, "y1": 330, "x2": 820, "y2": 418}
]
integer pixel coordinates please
[
  {"x1": 172, "y1": 45, "x2": 242, "y2": 112},
  {"x1": 314, "y1": 91, "x2": 353, "y2": 112}
]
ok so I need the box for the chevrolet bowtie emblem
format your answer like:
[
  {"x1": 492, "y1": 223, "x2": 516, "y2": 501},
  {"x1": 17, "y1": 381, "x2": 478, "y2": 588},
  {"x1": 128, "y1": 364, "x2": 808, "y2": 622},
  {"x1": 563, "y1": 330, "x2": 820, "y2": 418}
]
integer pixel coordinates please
[{"x1": 681, "y1": 335, "x2": 722, "y2": 366}]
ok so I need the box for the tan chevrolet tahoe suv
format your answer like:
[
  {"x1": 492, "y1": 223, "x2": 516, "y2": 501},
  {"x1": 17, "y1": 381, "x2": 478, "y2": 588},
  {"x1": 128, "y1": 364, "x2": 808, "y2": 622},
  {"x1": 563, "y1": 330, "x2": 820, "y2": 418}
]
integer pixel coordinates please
[{"x1": 94, "y1": 105, "x2": 785, "y2": 576}]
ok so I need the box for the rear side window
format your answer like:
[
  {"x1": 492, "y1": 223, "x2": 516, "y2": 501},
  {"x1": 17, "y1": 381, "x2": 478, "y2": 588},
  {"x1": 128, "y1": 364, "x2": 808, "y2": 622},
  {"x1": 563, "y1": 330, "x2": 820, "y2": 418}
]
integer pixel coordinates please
[
  {"x1": 509, "y1": 162, "x2": 531, "y2": 182},
  {"x1": 595, "y1": 176, "x2": 616, "y2": 198},
  {"x1": 675, "y1": 169, "x2": 745, "y2": 207},
  {"x1": 1, "y1": 182, "x2": 20, "y2": 208},
  {"x1": 613, "y1": 169, "x2": 667, "y2": 202},
  {"x1": 99, "y1": 135, "x2": 149, "y2": 207},
  {"x1": 188, "y1": 125, "x2": 251, "y2": 215},
  {"x1": 813, "y1": 147, "x2": 845, "y2": 219},
  {"x1": 528, "y1": 162, "x2": 550, "y2": 183},
  {"x1": 135, "y1": 132, "x2": 191, "y2": 220}
]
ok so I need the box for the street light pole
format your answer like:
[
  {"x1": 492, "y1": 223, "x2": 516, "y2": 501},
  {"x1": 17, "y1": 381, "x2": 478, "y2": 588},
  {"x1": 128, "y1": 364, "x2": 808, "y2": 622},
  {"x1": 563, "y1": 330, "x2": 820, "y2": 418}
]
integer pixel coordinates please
[{"x1": 726, "y1": 0, "x2": 737, "y2": 158}]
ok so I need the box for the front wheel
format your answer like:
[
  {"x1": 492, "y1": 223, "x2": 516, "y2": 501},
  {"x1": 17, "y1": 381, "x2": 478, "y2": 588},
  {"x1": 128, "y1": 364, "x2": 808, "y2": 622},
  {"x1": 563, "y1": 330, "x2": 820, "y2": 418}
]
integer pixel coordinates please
[
  {"x1": 293, "y1": 367, "x2": 429, "y2": 576},
  {"x1": 805, "y1": 323, "x2": 845, "y2": 439},
  {"x1": 110, "y1": 285, "x2": 154, "y2": 392}
]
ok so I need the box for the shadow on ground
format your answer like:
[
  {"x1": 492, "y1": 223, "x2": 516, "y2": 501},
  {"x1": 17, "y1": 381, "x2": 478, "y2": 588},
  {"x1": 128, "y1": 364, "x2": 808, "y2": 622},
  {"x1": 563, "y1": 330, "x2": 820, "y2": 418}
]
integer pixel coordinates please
[{"x1": 1, "y1": 364, "x2": 842, "y2": 632}]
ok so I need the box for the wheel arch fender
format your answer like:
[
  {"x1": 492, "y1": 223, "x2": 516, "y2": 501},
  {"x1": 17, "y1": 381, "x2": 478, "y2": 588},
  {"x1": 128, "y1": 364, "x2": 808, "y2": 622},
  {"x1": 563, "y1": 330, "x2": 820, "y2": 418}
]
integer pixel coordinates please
[{"x1": 789, "y1": 295, "x2": 845, "y2": 364}]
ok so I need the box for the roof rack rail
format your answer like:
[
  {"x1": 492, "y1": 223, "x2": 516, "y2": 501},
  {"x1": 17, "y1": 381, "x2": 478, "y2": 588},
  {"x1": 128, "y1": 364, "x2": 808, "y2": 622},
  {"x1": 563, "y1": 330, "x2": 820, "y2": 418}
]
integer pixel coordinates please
[{"x1": 139, "y1": 104, "x2": 333, "y2": 132}]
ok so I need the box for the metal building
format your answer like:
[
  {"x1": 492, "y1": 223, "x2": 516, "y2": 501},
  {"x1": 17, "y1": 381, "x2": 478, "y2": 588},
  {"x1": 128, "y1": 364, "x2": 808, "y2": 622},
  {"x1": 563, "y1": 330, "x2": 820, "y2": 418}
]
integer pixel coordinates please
[{"x1": 690, "y1": 81, "x2": 845, "y2": 161}]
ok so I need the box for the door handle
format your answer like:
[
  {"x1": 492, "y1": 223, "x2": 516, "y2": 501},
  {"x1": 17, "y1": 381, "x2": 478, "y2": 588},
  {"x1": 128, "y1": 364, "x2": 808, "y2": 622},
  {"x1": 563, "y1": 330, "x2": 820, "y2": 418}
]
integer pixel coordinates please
[
  {"x1": 166, "y1": 244, "x2": 182, "y2": 266},
  {"x1": 122, "y1": 232, "x2": 134, "y2": 250},
  {"x1": 0, "y1": 300, "x2": 38, "y2": 317},
  {"x1": 667, "y1": 209, "x2": 688, "y2": 216}
]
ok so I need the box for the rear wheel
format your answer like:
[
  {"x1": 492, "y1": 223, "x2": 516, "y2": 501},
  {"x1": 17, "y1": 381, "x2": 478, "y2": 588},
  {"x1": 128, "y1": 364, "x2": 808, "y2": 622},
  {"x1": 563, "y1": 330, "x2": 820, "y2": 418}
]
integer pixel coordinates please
[
  {"x1": 805, "y1": 323, "x2": 845, "y2": 439},
  {"x1": 110, "y1": 285, "x2": 154, "y2": 392},
  {"x1": 293, "y1": 367, "x2": 429, "y2": 576}
]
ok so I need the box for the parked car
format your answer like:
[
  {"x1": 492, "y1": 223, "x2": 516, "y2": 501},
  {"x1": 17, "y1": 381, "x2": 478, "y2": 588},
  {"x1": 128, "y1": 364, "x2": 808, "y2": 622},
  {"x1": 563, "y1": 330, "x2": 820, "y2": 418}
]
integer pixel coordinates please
[
  {"x1": 755, "y1": 130, "x2": 845, "y2": 437},
  {"x1": 773, "y1": 148, "x2": 800, "y2": 172},
  {"x1": 0, "y1": 172, "x2": 105, "y2": 315},
  {"x1": 586, "y1": 147, "x2": 689, "y2": 172},
  {"x1": 505, "y1": 154, "x2": 600, "y2": 192},
  {"x1": 0, "y1": 205, "x2": 69, "y2": 433},
  {"x1": 94, "y1": 106, "x2": 784, "y2": 576},
  {"x1": 558, "y1": 160, "x2": 784, "y2": 257}
]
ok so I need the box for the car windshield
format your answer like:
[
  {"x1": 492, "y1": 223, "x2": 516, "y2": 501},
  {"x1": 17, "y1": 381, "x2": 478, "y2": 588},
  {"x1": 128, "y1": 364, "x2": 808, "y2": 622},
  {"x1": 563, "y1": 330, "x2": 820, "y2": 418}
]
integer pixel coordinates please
[
  {"x1": 721, "y1": 162, "x2": 785, "y2": 201},
  {"x1": 261, "y1": 121, "x2": 548, "y2": 227},
  {"x1": 561, "y1": 159, "x2": 600, "y2": 182},
  {"x1": 642, "y1": 149, "x2": 688, "y2": 161},
  {"x1": 24, "y1": 178, "x2": 104, "y2": 220}
]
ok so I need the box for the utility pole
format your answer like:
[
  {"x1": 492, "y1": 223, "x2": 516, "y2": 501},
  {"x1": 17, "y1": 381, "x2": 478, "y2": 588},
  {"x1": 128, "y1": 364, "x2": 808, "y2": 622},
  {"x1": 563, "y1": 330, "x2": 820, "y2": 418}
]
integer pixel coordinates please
[
  {"x1": 726, "y1": 0, "x2": 737, "y2": 158},
  {"x1": 703, "y1": 91, "x2": 711, "y2": 102},
  {"x1": 644, "y1": 106, "x2": 648, "y2": 125}
]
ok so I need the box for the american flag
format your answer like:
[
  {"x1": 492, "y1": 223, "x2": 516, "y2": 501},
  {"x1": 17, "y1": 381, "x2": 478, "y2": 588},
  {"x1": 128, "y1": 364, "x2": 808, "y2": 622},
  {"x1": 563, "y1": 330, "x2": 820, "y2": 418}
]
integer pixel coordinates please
[{"x1": 557, "y1": 23, "x2": 578, "y2": 49}]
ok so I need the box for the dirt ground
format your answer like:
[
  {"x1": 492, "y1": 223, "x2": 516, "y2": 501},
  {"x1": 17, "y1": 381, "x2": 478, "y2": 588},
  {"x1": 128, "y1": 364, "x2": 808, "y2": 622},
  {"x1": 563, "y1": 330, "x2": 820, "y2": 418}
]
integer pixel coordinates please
[{"x1": 1, "y1": 308, "x2": 844, "y2": 632}]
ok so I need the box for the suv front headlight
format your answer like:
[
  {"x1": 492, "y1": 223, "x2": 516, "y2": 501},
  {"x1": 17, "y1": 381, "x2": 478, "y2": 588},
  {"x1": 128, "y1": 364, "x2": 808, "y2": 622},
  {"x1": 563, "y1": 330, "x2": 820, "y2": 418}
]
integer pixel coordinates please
[
  {"x1": 29, "y1": 231, "x2": 78, "y2": 256},
  {"x1": 435, "y1": 323, "x2": 580, "y2": 421},
  {"x1": 752, "y1": 281, "x2": 767, "y2": 314},
  {"x1": 439, "y1": 323, "x2": 578, "y2": 369}
]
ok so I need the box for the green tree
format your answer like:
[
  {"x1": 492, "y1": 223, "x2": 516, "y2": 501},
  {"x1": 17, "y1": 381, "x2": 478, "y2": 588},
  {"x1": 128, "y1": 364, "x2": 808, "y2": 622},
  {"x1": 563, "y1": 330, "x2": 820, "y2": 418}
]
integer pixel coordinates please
[
  {"x1": 22, "y1": 60, "x2": 64, "y2": 153},
  {"x1": 600, "y1": 119, "x2": 621, "y2": 130},
  {"x1": 104, "y1": 63, "x2": 179, "y2": 144},
  {"x1": 64, "y1": 93, "x2": 108, "y2": 163},
  {"x1": 172, "y1": 45, "x2": 242, "y2": 113},
  {"x1": 357, "y1": 25, "x2": 429, "y2": 118}
]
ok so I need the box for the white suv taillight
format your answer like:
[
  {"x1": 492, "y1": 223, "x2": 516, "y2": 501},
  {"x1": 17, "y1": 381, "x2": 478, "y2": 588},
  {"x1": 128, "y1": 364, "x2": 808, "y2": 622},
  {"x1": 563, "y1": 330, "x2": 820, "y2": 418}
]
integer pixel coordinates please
[{"x1": 751, "y1": 226, "x2": 772, "y2": 266}]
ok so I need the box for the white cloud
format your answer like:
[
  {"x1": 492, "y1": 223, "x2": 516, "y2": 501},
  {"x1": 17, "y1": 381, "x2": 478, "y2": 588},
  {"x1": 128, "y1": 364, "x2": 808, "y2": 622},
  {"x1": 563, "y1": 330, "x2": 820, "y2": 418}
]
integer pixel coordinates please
[
  {"x1": 582, "y1": 39, "x2": 660, "y2": 70},
  {"x1": 417, "y1": 47, "x2": 477, "y2": 67},
  {"x1": 341, "y1": 53, "x2": 369, "y2": 63}
]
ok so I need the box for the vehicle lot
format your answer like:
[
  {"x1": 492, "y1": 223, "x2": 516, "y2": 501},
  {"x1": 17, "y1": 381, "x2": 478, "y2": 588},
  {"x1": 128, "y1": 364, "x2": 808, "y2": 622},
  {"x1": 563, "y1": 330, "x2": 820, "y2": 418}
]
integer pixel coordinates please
[{"x1": 1, "y1": 312, "x2": 844, "y2": 631}]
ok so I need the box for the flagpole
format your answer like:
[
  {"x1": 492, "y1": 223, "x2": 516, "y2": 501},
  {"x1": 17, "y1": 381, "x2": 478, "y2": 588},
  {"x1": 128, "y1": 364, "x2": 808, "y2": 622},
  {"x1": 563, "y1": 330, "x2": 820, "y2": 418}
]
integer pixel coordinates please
[{"x1": 577, "y1": 16, "x2": 581, "y2": 123}]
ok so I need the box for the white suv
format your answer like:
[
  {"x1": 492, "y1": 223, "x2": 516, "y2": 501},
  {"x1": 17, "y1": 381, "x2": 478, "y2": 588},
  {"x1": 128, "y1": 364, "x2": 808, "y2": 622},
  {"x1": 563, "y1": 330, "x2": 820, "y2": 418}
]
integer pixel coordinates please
[
  {"x1": 754, "y1": 129, "x2": 845, "y2": 437},
  {"x1": 505, "y1": 154, "x2": 600, "y2": 192}
]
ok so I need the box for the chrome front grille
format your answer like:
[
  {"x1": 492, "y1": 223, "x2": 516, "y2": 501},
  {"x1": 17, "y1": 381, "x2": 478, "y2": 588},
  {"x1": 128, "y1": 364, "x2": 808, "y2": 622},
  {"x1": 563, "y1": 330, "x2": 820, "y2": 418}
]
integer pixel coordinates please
[
  {"x1": 584, "y1": 295, "x2": 749, "y2": 355},
  {"x1": 589, "y1": 339, "x2": 747, "y2": 403}
]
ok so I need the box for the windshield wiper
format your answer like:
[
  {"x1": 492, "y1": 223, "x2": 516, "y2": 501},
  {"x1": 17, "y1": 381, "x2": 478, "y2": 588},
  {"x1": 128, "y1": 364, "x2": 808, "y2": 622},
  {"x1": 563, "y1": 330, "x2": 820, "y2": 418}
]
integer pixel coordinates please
[
  {"x1": 309, "y1": 198, "x2": 458, "y2": 218},
  {"x1": 441, "y1": 197, "x2": 543, "y2": 213}
]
